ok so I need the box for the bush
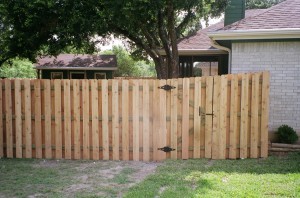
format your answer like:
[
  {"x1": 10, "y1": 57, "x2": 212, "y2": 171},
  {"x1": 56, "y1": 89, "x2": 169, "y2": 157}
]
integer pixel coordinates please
[{"x1": 276, "y1": 125, "x2": 299, "y2": 144}]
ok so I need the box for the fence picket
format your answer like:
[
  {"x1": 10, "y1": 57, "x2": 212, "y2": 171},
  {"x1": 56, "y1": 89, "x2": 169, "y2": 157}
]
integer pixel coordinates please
[
  {"x1": 101, "y1": 80, "x2": 109, "y2": 160},
  {"x1": 82, "y1": 80, "x2": 90, "y2": 159},
  {"x1": 112, "y1": 80, "x2": 119, "y2": 160},
  {"x1": 5, "y1": 80, "x2": 13, "y2": 158},
  {"x1": 170, "y1": 79, "x2": 178, "y2": 159},
  {"x1": 132, "y1": 80, "x2": 140, "y2": 161},
  {"x1": 205, "y1": 77, "x2": 213, "y2": 158},
  {"x1": 24, "y1": 79, "x2": 32, "y2": 158},
  {"x1": 121, "y1": 80, "x2": 129, "y2": 160},
  {"x1": 261, "y1": 72, "x2": 270, "y2": 158},
  {"x1": 193, "y1": 77, "x2": 201, "y2": 158},
  {"x1": 34, "y1": 80, "x2": 42, "y2": 158},
  {"x1": 152, "y1": 80, "x2": 159, "y2": 161},
  {"x1": 240, "y1": 74, "x2": 249, "y2": 159},
  {"x1": 229, "y1": 75, "x2": 238, "y2": 159},
  {"x1": 44, "y1": 80, "x2": 52, "y2": 159},
  {"x1": 63, "y1": 80, "x2": 72, "y2": 159},
  {"x1": 14, "y1": 80, "x2": 22, "y2": 158},
  {"x1": 0, "y1": 81, "x2": 3, "y2": 157},
  {"x1": 54, "y1": 80, "x2": 62, "y2": 159},
  {"x1": 182, "y1": 78, "x2": 190, "y2": 160},
  {"x1": 219, "y1": 75, "x2": 228, "y2": 159},
  {"x1": 142, "y1": 80, "x2": 150, "y2": 161},
  {"x1": 212, "y1": 76, "x2": 220, "y2": 159},
  {"x1": 91, "y1": 80, "x2": 99, "y2": 160},
  {"x1": 251, "y1": 73, "x2": 260, "y2": 158}
]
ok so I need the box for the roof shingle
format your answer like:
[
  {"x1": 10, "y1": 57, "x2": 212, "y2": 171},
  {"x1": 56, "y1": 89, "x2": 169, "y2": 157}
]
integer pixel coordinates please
[
  {"x1": 36, "y1": 54, "x2": 117, "y2": 69},
  {"x1": 220, "y1": 0, "x2": 300, "y2": 31}
]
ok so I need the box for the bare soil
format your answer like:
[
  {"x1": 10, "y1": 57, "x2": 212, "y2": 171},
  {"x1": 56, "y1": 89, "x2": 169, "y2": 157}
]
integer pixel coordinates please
[{"x1": 2, "y1": 159, "x2": 159, "y2": 198}]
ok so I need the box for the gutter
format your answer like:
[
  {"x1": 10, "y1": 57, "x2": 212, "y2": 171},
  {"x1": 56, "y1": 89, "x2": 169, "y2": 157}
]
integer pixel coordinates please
[
  {"x1": 210, "y1": 39, "x2": 232, "y2": 74},
  {"x1": 208, "y1": 28, "x2": 300, "y2": 40},
  {"x1": 157, "y1": 49, "x2": 227, "y2": 56}
]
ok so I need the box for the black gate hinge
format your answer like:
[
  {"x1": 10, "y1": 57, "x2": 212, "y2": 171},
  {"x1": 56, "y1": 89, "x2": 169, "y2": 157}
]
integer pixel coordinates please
[
  {"x1": 158, "y1": 146, "x2": 176, "y2": 153},
  {"x1": 158, "y1": 84, "x2": 176, "y2": 91}
]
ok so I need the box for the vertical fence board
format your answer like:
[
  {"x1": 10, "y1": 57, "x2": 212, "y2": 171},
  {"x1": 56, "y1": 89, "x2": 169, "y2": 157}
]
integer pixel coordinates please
[
  {"x1": 24, "y1": 80, "x2": 32, "y2": 158},
  {"x1": 5, "y1": 80, "x2": 13, "y2": 158},
  {"x1": 152, "y1": 80, "x2": 159, "y2": 161},
  {"x1": 63, "y1": 80, "x2": 72, "y2": 159},
  {"x1": 132, "y1": 80, "x2": 140, "y2": 161},
  {"x1": 240, "y1": 74, "x2": 249, "y2": 159},
  {"x1": 72, "y1": 80, "x2": 81, "y2": 159},
  {"x1": 82, "y1": 80, "x2": 90, "y2": 159},
  {"x1": 0, "y1": 81, "x2": 3, "y2": 157},
  {"x1": 229, "y1": 75, "x2": 238, "y2": 159},
  {"x1": 54, "y1": 80, "x2": 62, "y2": 159},
  {"x1": 182, "y1": 78, "x2": 190, "y2": 160},
  {"x1": 205, "y1": 77, "x2": 213, "y2": 158},
  {"x1": 14, "y1": 80, "x2": 22, "y2": 158},
  {"x1": 170, "y1": 79, "x2": 178, "y2": 159},
  {"x1": 193, "y1": 77, "x2": 201, "y2": 158},
  {"x1": 219, "y1": 75, "x2": 228, "y2": 159},
  {"x1": 251, "y1": 73, "x2": 260, "y2": 158},
  {"x1": 261, "y1": 72, "x2": 270, "y2": 158},
  {"x1": 91, "y1": 80, "x2": 100, "y2": 160},
  {"x1": 34, "y1": 80, "x2": 42, "y2": 158},
  {"x1": 142, "y1": 80, "x2": 150, "y2": 161},
  {"x1": 200, "y1": 77, "x2": 206, "y2": 158},
  {"x1": 101, "y1": 80, "x2": 109, "y2": 160},
  {"x1": 44, "y1": 80, "x2": 52, "y2": 159},
  {"x1": 158, "y1": 80, "x2": 167, "y2": 161},
  {"x1": 212, "y1": 76, "x2": 220, "y2": 159},
  {"x1": 112, "y1": 80, "x2": 119, "y2": 160},
  {"x1": 121, "y1": 80, "x2": 129, "y2": 161}
]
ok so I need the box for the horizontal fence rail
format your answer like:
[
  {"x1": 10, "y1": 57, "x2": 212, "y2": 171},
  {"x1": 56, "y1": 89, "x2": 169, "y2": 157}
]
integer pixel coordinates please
[{"x1": 0, "y1": 72, "x2": 270, "y2": 161}]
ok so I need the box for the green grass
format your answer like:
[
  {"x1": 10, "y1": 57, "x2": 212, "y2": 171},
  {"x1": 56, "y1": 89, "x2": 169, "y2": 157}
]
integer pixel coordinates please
[
  {"x1": 0, "y1": 154, "x2": 299, "y2": 197},
  {"x1": 124, "y1": 153, "x2": 300, "y2": 198}
]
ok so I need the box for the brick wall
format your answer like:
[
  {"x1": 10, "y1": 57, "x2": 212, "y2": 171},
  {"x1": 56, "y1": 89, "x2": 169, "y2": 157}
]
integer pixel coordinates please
[{"x1": 231, "y1": 41, "x2": 300, "y2": 136}]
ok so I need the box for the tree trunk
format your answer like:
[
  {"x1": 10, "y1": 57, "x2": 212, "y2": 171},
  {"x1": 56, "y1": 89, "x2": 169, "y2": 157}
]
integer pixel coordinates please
[
  {"x1": 167, "y1": 0, "x2": 179, "y2": 79},
  {"x1": 153, "y1": 56, "x2": 168, "y2": 79}
]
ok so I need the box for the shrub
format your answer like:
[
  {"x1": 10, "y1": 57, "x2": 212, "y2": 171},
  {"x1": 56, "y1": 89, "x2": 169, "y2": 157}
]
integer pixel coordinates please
[{"x1": 276, "y1": 125, "x2": 299, "y2": 144}]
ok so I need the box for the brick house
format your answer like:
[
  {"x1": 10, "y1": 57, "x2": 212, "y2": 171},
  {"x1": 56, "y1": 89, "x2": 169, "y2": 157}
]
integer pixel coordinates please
[{"x1": 178, "y1": 0, "x2": 300, "y2": 139}]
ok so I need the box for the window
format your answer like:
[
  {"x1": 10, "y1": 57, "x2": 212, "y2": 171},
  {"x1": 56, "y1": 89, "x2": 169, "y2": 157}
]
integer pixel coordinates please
[
  {"x1": 51, "y1": 72, "x2": 63, "y2": 79},
  {"x1": 94, "y1": 73, "x2": 106, "y2": 79},
  {"x1": 70, "y1": 72, "x2": 86, "y2": 79}
]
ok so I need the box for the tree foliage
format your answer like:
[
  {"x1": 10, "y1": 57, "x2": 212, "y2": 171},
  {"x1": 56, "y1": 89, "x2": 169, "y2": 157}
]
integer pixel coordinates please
[
  {"x1": 0, "y1": 58, "x2": 36, "y2": 79},
  {"x1": 246, "y1": 0, "x2": 285, "y2": 9},
  {"x1": 102, "y1": 46, "x2": 156, "y2": 77},
  {"x1": 0, "y1": 0, "x2": 227, "y2": 79}
]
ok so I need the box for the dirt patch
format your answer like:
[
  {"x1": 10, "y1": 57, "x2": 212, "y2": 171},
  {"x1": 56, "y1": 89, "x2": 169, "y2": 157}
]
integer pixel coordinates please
[{"x1": 62, "y1": 160, "x2": 159, "y2": 197}]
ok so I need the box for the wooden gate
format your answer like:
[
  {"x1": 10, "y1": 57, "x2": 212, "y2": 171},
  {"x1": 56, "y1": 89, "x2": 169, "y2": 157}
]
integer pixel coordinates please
[{"x1": 0, "y1": 72, "x2": 270, "y2": 161}]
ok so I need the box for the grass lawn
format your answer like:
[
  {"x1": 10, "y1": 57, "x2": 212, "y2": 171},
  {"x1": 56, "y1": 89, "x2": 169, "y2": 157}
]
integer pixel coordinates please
[
  {"x1": 0, "y1": 153, "x2": 299, "y2": 198},
  {"x1": 125, "y1": 153, "x2": 300, "y2": 198}
]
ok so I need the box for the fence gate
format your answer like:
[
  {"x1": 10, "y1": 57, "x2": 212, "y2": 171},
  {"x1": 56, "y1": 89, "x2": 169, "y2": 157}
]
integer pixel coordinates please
[{"x1": 0, "y1": 72, "x2": 270, "y2": 161}]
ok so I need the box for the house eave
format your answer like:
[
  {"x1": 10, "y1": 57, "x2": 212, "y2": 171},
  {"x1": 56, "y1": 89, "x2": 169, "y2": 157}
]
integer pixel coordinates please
[
  {"x1": 208, "y1": 28, "x2": 300, "y2": 40},
  {"x1": 158, "y1": 49, "x2": 228, "y2": 56},
  {"x1": 35, "y1": 67, "x2": 118, "y2": 71}
]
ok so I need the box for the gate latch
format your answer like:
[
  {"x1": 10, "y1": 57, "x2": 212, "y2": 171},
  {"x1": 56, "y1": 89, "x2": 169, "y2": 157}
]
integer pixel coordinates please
[
  {"x1": 199, "y1": 107, "x2": 214, "y2": 117},
  {"x1": 158, "y1": 84, "x2": 176, "y2": 91},
  {"x1": 158, "y1": 146, "x2": 175, "y2": 153}
]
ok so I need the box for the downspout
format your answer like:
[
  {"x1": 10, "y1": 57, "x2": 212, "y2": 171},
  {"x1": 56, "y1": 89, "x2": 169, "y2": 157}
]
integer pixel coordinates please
[{"x1": 210, "y1": 39, "x2": 232, "y2": 74}]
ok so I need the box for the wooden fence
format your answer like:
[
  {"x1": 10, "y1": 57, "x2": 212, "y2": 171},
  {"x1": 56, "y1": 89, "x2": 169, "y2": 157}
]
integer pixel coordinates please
[{"x1": 0, "y1": 72, "x2": 270, "y2": 161}]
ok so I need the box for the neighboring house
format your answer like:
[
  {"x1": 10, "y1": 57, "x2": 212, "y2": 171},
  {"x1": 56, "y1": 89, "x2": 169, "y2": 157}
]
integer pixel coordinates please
[
  {"x1": 178, "y1": 0, "x2": 300, "y2": 138},
  {"x1": 35, "y1": 54, "x2": 117, "y2": 79}
]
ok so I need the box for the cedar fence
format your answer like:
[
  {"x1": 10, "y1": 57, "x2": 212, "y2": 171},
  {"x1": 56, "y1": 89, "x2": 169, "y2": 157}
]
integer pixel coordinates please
[{"x1": 0, "y1": 72, "x2": 270, "y2": 161}]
